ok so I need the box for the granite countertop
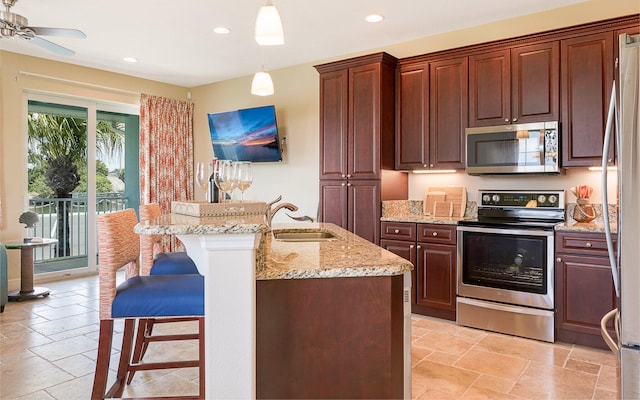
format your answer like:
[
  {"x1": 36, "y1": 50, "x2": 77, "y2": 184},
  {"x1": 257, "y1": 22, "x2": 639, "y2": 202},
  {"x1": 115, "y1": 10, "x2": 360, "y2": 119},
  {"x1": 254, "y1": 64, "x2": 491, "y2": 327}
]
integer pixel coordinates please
[
  {"x1": 381, "y1": 199, "x2": 476, "y2": 225},
  {"x1": 136, "y1": 215, "x2": 413, "y2": 280},
  {"x1": 260, "y1": 223, "x2": 413, "y2": 280},
  {"x1": 555, "y1": 203, "x2": 618, "y2": 234}
]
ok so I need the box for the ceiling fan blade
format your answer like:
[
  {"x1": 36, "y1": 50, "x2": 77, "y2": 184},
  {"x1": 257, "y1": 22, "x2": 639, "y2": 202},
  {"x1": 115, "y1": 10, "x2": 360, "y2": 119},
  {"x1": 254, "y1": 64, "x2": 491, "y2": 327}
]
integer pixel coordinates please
[
  {"x1": 25, "y1": 35, "x2": 75, "y2": 56},
  {"x1": 30, "y1": 27, "x2": 86, "y2": 39}
]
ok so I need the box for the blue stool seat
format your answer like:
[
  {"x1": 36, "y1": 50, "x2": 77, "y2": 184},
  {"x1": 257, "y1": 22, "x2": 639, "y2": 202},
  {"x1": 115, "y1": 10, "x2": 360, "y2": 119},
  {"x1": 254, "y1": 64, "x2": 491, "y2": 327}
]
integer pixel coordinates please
[
  {"x1": 112, "y1": 274, "x2": 204, "y2": 318},
  {"x1": 150, "y1": 252, "x2": 199, "y2": 275}
]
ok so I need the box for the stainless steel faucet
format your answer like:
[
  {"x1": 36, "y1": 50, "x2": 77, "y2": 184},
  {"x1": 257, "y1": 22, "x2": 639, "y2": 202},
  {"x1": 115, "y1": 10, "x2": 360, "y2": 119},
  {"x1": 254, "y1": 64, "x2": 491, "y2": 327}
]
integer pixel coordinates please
[{"x1": 265, "y1": 195, "x2": 299, "y2": 230}]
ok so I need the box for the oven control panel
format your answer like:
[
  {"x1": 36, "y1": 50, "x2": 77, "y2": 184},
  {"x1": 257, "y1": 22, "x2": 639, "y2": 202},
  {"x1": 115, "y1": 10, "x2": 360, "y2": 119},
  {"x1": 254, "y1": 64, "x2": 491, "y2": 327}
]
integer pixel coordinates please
[{"x1": 479, "y1": 190, "x2": 565, "y2": 209}]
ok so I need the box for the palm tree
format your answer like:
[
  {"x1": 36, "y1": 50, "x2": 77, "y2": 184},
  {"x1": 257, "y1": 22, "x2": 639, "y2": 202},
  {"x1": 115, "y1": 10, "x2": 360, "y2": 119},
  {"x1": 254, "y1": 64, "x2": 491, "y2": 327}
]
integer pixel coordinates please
[{"x1": 28, "y1": 113, "x2": 125, "y2": 257}]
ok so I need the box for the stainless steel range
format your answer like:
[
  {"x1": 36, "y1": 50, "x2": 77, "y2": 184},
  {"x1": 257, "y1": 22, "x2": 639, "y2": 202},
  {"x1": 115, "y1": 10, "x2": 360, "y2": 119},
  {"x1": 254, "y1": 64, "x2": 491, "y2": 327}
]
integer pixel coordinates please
[{"x1": 456, "y1": 190, "x2": 565, "y2": 342}]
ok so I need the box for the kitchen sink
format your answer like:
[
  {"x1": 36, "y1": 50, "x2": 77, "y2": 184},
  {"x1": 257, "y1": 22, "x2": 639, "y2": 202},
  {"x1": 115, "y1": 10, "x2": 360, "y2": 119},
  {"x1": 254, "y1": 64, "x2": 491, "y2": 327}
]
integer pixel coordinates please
[{"x1": 272, "y1": 229, "x2": 339, "y2": 242}]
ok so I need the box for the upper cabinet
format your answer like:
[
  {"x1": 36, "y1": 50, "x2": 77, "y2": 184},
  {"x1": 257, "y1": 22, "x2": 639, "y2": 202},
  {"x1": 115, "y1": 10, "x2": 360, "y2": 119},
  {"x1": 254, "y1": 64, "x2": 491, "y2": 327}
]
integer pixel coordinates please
[
  {"x1": 561, "y1": 32, "x2": 615, "y2": 167},
  {"x1": 469, "y1": 41, "x2": 559, "y2": 127},
  {"x1": 396, "y1": 56, "x2": 467, "y2": 170},
  {"x1": 316, "y1": 53, "x2": 397, "y2": 180}
]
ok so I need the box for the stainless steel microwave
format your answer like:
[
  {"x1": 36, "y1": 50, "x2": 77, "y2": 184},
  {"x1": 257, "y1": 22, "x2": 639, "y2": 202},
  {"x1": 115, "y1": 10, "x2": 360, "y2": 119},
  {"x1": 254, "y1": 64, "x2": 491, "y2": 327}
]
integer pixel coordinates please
[{"x1": 465, "y1": 121, "x2": 562, "y2": 175}]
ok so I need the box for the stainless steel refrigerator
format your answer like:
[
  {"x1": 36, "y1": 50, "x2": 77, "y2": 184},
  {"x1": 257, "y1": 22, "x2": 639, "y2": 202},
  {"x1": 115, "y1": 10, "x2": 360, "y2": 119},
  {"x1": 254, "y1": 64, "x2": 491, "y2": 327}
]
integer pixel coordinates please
[{"x1": 600, "y1": 32, "x2": 640, "y2": 399}]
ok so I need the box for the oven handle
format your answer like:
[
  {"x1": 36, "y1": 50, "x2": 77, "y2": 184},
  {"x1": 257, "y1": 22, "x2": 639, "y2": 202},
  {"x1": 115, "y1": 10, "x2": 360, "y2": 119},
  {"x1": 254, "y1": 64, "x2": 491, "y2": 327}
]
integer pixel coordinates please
[{"x1": 457, "y1": 225, "x2": 553, "y2": 237}]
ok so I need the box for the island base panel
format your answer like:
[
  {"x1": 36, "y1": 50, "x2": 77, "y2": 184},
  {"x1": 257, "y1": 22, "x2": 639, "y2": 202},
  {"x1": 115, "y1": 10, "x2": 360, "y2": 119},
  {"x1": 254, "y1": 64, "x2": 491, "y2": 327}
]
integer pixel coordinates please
[{"x1": 257, "y1": 275, "x2": 405, "y2": 399}]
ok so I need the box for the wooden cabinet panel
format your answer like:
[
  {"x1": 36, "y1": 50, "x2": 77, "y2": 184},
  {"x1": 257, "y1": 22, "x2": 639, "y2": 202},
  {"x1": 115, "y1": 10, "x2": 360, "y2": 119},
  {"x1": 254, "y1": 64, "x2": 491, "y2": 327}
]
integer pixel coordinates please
[
  {"x1": 348, "y1": 181, "x2": 381, "y2": 244},
  {"x1": 417, "y1": 224, "x2": 456, "y2": 245},
  {"x1": 319, "y1": 180, "x2": 348, "y2": 230},
  {"x1": 429, "y1": 57, "x2": 468, "y2": 169},
  {"x1": 561, "y1": 32, "x2": 615, "y2": 167},
  {"x1": 396, "y1": 65, "x2": 429, "y2": 169},
  {"x1": 380, "y1": 238, "x2": 417, "y2": 305},
  {"x1": 349, "y1": 63, "x2": 382, "y2": 179},
  {"x1": 381, "y1": 221, "x2": 417, "y2": 241},
  {"x1": 319, "y1": 69, "x2": 348, "y2": 179},
  {"x1": 511, "y1": 41, "x2": 559, "y2": 123},
  {"x1": 416, "y1": 243, "x2": 456, "y2": 313},
  {"x1": 555, "y1": 231, "x2": 618, "y2": 349},
  {"x1": 469, "y1": 49, "x2": 510, "y2": 127}
]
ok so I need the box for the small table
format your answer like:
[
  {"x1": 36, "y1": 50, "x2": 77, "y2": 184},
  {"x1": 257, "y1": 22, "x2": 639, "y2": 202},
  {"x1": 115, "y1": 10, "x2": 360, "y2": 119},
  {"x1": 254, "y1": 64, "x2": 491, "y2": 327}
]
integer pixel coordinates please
[{"x1": 4, "y1": 238, "x2": 58, "y2": 301}]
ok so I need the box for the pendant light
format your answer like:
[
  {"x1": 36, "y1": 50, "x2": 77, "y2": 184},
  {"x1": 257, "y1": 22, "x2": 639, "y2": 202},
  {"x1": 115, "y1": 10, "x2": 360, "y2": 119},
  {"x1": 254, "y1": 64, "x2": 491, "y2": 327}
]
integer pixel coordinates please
[
  {"x1": 251, "y1": 49, "x2": 274, "y2": 96},
  {"x1": 255, "y1": 0, "x2": 284, "y2": 45}
]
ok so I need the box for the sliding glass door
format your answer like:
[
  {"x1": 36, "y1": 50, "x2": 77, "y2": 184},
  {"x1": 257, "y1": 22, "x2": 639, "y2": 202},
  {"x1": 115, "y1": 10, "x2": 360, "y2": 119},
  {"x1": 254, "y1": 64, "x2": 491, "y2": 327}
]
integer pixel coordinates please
[{"x1": 26, "y1": 94, "x2": 139, "y2": 278}]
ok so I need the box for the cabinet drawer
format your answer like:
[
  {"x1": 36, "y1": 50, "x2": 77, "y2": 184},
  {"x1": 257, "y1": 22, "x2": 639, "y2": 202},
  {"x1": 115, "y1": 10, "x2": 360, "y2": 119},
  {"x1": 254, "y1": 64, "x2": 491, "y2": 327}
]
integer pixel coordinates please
[
  {"x1": 381, "y1": 222, "x2": 416, "y2": 241},
  {"x1": 556, "y1": 231, "x2": 616, "y2": 256},
  {"x1": 418, "y1": 224, "x2": 456, "y2": 245}
]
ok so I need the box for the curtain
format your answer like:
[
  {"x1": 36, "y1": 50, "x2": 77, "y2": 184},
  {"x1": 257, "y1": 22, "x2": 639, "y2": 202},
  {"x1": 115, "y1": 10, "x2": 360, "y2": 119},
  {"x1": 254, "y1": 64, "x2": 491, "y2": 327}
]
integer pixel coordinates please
[{"x1": 139, "y1": 93, "x2": 194, "y2": 251}]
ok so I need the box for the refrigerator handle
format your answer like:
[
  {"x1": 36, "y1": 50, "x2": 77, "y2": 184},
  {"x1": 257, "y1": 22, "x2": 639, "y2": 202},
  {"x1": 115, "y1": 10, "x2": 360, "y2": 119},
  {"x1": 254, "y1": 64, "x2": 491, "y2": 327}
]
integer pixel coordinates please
[
  {"x1": 600, "y1": 308, "x2": 620, "y2": 355},
  {"x1": 601, "y1": 82, "x2": 621, "y2": 297}
]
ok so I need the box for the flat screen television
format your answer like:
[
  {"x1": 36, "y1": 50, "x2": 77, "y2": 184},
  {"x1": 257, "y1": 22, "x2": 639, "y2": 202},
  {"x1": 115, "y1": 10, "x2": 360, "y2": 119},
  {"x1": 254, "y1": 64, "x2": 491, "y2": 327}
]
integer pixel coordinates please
[{"x1": 207, "y1": 105, "x2": 282, "y2": 162}]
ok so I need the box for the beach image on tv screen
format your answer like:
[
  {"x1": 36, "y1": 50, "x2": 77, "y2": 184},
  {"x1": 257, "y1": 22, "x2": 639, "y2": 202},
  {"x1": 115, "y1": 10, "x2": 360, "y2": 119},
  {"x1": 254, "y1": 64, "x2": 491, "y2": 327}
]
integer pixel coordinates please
[{"x1": 207, "y1": 105, "x2": 282, "y2": 162}]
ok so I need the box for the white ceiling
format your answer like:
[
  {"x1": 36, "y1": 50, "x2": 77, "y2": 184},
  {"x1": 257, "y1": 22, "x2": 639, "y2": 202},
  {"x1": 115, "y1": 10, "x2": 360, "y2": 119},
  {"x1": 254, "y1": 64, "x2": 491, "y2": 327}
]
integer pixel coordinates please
[{"x1": 0, "y1": 0, "x2": 589, "y2": 88}]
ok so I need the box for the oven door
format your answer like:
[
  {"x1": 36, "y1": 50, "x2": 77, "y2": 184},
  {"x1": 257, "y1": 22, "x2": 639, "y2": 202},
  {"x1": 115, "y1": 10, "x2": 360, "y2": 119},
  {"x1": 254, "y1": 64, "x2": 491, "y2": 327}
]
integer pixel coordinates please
[{"x1": 457, "y1": 224, "x2": 554, "y2": 310}]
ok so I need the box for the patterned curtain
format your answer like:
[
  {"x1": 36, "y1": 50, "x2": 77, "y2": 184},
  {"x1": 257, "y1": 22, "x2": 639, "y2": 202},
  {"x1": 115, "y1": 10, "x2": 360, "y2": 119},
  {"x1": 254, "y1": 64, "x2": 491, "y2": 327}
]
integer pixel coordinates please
[{"x1": 139, "y1": 93, "x2": 194, "y2": 251}]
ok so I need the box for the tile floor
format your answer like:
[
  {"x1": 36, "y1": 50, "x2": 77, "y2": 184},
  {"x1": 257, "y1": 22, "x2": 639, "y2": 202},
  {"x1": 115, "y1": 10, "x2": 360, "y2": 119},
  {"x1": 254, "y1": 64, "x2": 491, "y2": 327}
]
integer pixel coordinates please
[{"x1": 0, "y1": 274, "x2": 620, "y2": 399}]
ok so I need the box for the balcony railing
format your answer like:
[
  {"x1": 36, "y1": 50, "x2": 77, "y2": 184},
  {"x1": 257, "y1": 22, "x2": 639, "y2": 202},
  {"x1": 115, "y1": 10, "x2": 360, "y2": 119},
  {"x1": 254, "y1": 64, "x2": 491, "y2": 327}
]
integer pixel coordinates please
[{"x1": 29, "y1": 193, "x2": 128, "y2": 274}]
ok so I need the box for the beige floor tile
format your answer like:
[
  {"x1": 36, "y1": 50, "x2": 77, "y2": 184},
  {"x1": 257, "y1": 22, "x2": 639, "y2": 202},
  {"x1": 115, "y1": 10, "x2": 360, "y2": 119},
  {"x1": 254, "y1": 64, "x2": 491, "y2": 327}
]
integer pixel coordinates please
[
  {"x1": 460, "y1": 386, "x2": 523, "y2": 399},
  {"x1": 570, "y1": 345, "x2": 619, "y2": 368},
  {"x1": 413, "y1": 329, "x2": 477, "y2": 357},
  {"x1": 565, "y1": 357, "x2": 602, "y2": 375},
  {"x1": 426, "y1": 350, "x2": 461, "y2": 366},
  {"x1": 0, "y1": 355, "x2": 74, "y2": 398},
  {"x1": 30, "y1": 335, "x2": 97, "y2": 361},
  {"x1": 53, "y1": 353, "x2": 97, "y2": 377},
  {"x1": 477, "y1": 332, "x2": 571, "y2": 367},
  {"x1": 511, "y1": 360, "x2": 599, "y2": 399},
  {"x1": 597, "y1": 365, "x2": 621, "y2": 392},
  {"x1": 455, "y1": 348, "x2": 529, "y2": 381},
  {"x1": 472, "y1": 374, "x2": 515, "y2": 394},
  {"x1": 411, "y1": 345, "x2": 432, "y2": 365},
  {"x1": 412, "y1": 360, "x2": 480, "y2": 397}
]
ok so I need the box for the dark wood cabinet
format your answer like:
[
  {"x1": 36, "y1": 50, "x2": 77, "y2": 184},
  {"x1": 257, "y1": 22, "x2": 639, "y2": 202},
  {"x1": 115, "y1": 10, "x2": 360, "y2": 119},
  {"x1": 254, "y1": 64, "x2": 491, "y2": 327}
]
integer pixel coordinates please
[
  {"x1": 380, "y1": 221, "x2": 456, "y2": 320},
  {"x1": 561, "y1": 32, "x2": 615, "y2": 168},
  {"x1": 316, "y1": 53, "x2": 407, "y2": 244},
  {"x1": 396, "y1": 56, "x2": 467, "y2": 170},
  {"x1": 555, "y1": 231, "x2": 618, "y2": 349},
  {"x1": 469, "y1": 42, "x2": 559, "y2": 127}
]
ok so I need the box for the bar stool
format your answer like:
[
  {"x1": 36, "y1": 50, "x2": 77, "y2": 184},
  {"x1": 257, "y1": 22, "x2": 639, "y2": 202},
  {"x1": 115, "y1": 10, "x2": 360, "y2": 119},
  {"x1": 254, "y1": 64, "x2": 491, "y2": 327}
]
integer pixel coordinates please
[
  {"x1": 127, "y1": 203, "x2": 202, "y2": 384},
  {"x1": 91, "y1": 208, "x2": 204, "y2": 399}
]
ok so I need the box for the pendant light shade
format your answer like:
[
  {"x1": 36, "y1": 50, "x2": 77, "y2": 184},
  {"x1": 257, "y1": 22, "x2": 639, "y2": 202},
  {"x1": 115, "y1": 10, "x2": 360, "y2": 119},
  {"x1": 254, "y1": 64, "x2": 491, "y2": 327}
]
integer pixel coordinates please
[
  {"x1": 255, "y1": 1, "x2": 284, "y2": 45},
  {"x1": 251, "y1": 71, "x2": 274, "y2": 96}
]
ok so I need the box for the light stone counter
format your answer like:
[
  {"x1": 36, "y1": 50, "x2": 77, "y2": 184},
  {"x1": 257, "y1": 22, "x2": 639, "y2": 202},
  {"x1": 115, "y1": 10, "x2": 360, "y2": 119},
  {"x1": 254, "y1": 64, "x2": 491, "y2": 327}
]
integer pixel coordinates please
[
  {"x1": 260, "y1": 222, "x2": 414, "y2": 280},
  {"x1": 381, "y1": 199, "x2": 476, "y2": 224}
]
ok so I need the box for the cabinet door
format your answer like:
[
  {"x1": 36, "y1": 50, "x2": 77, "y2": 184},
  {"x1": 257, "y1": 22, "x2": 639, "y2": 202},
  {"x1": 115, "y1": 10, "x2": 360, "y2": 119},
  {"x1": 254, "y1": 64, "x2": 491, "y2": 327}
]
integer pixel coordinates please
[
  {"x1": 349, "y1": 63, "x2": 381, "y2": 179},
  {"x1": 416, "y1": 243, "x2": 456, "y2": 311},
  {"x1": 347, "y1": 180, "x2": 381, "y2": 244},
  {"x1": 511, "y1": 41, "x2": 559, "y2": 124},
  {"x1": 561, "y1": 32, "x2": 615, "y2": 167},
  {"x1": 319, "y1": 69, "x2": 349, "y2": 179},
  {"x1": 469, "y1": 49, "x2": 510, "y2": 127},
  {"x1": 396, "y1": 64, "x2": 429, "y2": 170},
  {"x1": 429, "y1": 57, "x2": 468, "y2": 169},
  {"x1": 555, "y1": 254, "x2": 617, "y2": 349},
  {"x1": 319, "y1": 180, "x2": 348, "y2": 229},
  {"x1": 380, "y1": 238, "x2": 417, "y2": 305}
]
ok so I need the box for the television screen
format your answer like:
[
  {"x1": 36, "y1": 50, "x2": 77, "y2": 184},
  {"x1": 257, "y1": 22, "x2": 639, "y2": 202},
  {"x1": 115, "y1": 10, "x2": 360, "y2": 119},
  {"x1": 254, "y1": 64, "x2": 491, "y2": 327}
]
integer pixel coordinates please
[{"x1": 207, "y1": 105, "x2": 282, "y2": 162}]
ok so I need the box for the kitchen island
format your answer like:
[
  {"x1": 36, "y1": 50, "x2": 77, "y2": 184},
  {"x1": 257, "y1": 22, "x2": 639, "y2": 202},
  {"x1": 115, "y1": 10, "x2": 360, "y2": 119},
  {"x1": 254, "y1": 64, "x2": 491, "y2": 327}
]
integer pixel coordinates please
[{"x1": 135, "y1": 216, "x2": 413, "y2": 399}]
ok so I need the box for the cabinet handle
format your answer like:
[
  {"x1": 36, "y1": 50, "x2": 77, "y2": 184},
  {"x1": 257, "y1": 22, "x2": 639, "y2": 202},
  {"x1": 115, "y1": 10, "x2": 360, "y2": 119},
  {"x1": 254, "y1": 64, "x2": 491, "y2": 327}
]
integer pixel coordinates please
[
  {"x1": 346, "y1": 174, "x2": 351, "y2": 178},
  {"x1": 432, "y1": 232, "x2": 438, "y2": 237},
  {"x1": 423, "y1": 164, "x2": 428, "y2": 168},
  {"x1": 346, "y1": 183, "x2": 352, "y2": 186},
  {"x1": 512, "y1": 118, "x2": 518, "y2": 122},
  {"x1": 505, "y1": 118, "x2": 510, "y2": 123},
  {"x1": 556, "y1": 257, "x2": 562, "y2": 262},
  {"x1": 416, "y1": 245, "x2": 421, "y2": 249},
  {"x1": 341, "y1": 174, "x2": 346, "y2": 178},
  {"x1": 409, "y1": 245, "x2": 414, "y2": 249},
  {"x1": 341, "y1": 183, "x2": 346, "y2": 187},
  {"x1": 429, "y1": 164, "x2": 434, "y2": 168},
  {"x1": 394, "y1": 229, "x2": 400, "y2": 234},
  {"x1": 586, "y1": 242, "x2": 592, "y2": 248}
]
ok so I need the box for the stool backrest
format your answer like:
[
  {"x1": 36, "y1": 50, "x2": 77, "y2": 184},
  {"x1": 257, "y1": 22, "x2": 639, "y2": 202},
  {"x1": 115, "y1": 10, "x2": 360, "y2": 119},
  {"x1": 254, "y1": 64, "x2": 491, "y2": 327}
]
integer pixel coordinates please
[
  {"x1": 139, "y1": 203, "x2": 163, "y2": 276},
  {"x1": 97, "y1": 208, "x2": 140, "y2": 319}
]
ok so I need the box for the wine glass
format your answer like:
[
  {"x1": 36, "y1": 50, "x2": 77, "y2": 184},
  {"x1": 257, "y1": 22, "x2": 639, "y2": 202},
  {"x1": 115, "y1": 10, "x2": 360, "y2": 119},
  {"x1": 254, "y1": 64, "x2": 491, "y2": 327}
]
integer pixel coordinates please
[
  {"x1": 195, "y1": 162, "x2": 209, "y2": 201},
  {"x1": 235, "y1": 162, "x2": 253, "y2": 200},
  {"x1": 214, "y1": 160, "x2": 235, "y2": 203}
]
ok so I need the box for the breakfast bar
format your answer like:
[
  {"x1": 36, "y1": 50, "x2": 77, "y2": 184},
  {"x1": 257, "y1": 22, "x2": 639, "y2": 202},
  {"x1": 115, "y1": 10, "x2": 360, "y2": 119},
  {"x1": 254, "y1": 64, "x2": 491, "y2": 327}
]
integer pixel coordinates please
[{"x1": 135, "y1": 215, "x2": 413, "y2": 399}]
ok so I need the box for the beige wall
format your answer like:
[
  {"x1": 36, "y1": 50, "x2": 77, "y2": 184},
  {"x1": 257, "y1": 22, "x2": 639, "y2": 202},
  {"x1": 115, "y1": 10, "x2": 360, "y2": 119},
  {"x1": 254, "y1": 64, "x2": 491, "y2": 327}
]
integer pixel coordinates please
[{"x1": 1, "y1": 0, "x2": 638, "y2": 286}]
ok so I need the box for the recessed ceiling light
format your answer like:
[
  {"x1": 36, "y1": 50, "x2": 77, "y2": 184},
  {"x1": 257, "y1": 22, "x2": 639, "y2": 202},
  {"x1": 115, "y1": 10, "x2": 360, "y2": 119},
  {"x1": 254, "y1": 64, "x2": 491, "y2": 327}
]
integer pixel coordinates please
[
  {"x1": 214, "y1": 26, "x2": 231, "y2": 34},
  {"x1": 123, "y1": 57, "x2": 138, "y2": 63},
  {"x1": 365, "y1": 14, "x2": 384, "y2": 23}
]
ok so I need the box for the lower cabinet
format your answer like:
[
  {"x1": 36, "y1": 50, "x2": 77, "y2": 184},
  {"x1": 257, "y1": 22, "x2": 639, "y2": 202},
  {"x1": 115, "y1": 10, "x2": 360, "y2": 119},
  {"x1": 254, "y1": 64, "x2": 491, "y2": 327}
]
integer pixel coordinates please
[
  {"x1": 555, "y1": 231, "x2": 618, "y2": 349},
  {"x1": 381, "y1": 221, "x2": 456, "y2": 321}
]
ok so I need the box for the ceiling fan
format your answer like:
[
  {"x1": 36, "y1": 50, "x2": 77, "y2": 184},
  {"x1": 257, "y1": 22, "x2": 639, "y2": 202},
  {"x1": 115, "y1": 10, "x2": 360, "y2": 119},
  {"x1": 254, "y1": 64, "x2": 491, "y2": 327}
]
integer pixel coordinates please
[{"x1": 0, "y1": 0, "x2": 85, "y2": 56}]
